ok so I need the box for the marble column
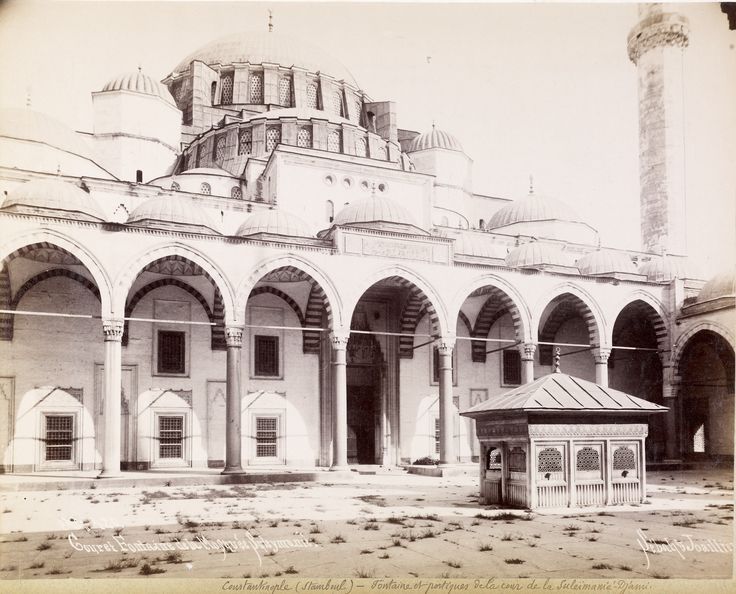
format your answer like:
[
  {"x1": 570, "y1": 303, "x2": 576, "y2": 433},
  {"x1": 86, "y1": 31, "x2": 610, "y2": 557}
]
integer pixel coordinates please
[
  {"x1": 223, "y1": 326, "x2": 244, "y2": 474},
  {"x1": 520, "y1": 342, "x2": 536, "y2": 384},
  {"x1": 592, "y1": 347, "x2": 611, "y2": 388},
  {"x1": 98, "y1": 319, "x2": 123, "y2": 478},
  {"x1": 438, "y1": 335, "x2": 456, "y2": 465},
  {"x1": 330, "y1": 331, "x2": 350, "y2": 470},
  {"x1": 661, "y1": 361, "x2": 680, "y2": 460}
]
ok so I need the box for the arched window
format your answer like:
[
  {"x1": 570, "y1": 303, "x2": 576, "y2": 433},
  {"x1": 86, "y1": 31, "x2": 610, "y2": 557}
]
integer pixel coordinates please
[
  {"x1": 200, "y1": 182, "x2": 211, "y2": 195},
  {"x1": 378, "y1": 144, "x2": 388, "y2": 160},
  {"x1": 306, "y1": 83, "x2": 319, "y2": 109},
  {"x1": 266, "y1": 126, "x2": 281, "y2": 152},
  {"x1": 250, "y1": 72, "x2": 263, "y2": 103},
  {"x1": 297, "y1": 126, "x2": 312, "y2": 148},
  {"x1": 352, "y1": 99, "x2": 362, "y2": 124},
  {"x1": 220, "y1": 72, "x2": 234, "y2": 105},
  {"x1": 214, "y1": 135, "x2": 226, "y2": 165},
  {"x1": 355, "y1": 136, "x2": 367, "y2": 157},
  {"x1": 332, "y1": 91, "x2": 344, "y2": 117},
  {"x1": 576, "y1": 447, "x2": 600, "y2": 471},
  {"x1": 326, "y1": 200, "x2": 334, "y2": 223},
  {"x1": 537, "y1": 447, "x2": 562, "y2": 473},
  {"x1": 238, "y1": 129, "x2": 252, "y2": 155},
  {"x1": 613, "y1": 446, "x2": 636, "y2": 470},
  {"x1": 279, "y1": 76, "x2": 292, "y2": 107},
  {"x1": 210, "y1": 81, "x2": 217, "y2": 106},
  {"x1": 508, "y1": 447, "x2": 526, "y2": 473},
  {"x1": 170, "y1": 181, "x2": 180, "y2": 191},
  {"x1": 231, "y1": 186, "x2": 242, "y2": 200},
  {"x1": 327, "y1": 130, "x2": 341, "y2": 153},
  {"x1": 487, "y1": 447, "x2": 501, "y2": 470}
]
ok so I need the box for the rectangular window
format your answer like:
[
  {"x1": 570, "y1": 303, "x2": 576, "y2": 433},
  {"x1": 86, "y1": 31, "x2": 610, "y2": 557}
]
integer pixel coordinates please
[
  {"x1": 256, "y1": 416, "x2": 279, "y2": 458},
  {"x1": 158, "y1": 330, "x2": 185, "y2": 374},
  {"x1": 502, "y1": 349, "x2": 522, "y2": 386},
  {"x1": 159, "y1": 415, "x2": 184, "y2": 459},
  {"x1": 45, "y1": 415, "x2": 73, "y2": 461},
  {"x1": 254, "y1": 335, "x2": 279, "y2": 376}
]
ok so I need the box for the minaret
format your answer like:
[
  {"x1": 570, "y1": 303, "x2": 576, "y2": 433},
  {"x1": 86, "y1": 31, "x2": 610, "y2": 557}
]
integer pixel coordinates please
[{"x1": 627, "y1": 3, "x2": 689, "y2": 256}]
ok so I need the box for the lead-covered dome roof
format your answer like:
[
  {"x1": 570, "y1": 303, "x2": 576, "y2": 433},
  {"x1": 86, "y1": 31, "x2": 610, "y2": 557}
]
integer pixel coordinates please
[
  {"x1": 236, "y1": 208, "x2": 314, "y2": 238},
  {"x1": 638, "y1": 255, "x2": 695, "y2": 282},
  {"x1": 2, "y1": 178, "x2": 105, "y2": 221},
  {"x1": 334, "y1": 194, "x2": 418, "y2": 228},
  {"x1": 127, "y1": 196, "x2": 220, "y2": 234},
  {"x1": 171, "y1": 31, "x2": 358, "y2": 87},
  {"x1": 101, "y1": 70, "x2": 176, "y2": 106},
  {"x1": 407, "y1": 127, "x2": 463, "y2": 153},
  {"x1": 505, "y1": 241, "x2": 571, "y2": 269},
  {"x1": 576, "y1": 249, "x2": 637, "y2": 275},
  {"x1": 488, "y1": 192, "x2": 582, "y2": 229},
  {"x1": 696, "y1": 270, "x2": 735, "y2": 302}
]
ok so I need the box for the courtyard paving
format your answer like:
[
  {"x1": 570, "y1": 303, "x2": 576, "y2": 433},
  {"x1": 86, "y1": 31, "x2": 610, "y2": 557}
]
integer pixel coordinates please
[{"x1": 0, "y1": 469, "x2": 732, "y2": 582}]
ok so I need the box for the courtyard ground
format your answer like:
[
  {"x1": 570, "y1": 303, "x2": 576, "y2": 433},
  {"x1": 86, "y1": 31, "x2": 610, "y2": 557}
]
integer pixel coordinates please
[{"x1": 0, "y1": 469, "x2": 732, "y2": 582}]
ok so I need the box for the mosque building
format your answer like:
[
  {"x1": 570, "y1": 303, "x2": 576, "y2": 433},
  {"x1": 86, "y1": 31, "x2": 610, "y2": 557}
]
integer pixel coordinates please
[{"x1": 0, "y1": 4, "x2": 732, "y2": 476}]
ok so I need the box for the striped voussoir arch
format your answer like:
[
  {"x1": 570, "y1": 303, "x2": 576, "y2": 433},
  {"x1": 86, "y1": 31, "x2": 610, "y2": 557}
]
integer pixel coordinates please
[
  {"x1": 398, "y1": 293, "x2": 426, "y2": 358},
  {"x1": 470, "y1": 288, "x2": 523, "y2": 362},
  {"x1": 249, "y1": 286, "x2": 306, "y2": 327},
  {"x1": 0, "y1": 267, "x2": 11, "y2": 340},
  {"x1": 212, "y1": 291, "x2": 225, "y2": 349},
  {"x1": 303, "y1": 282, "x2": 328, "y2": 354},
  {"x1": 458, "y1": 311, "x2": 473, "y2": 336},
  {"x1": 123, "y1": 279, "x2": 215, "y2": 347},
  {"x1": 7, "y1": 242, "x2": 83, "y2": 266},
  {"x1": 616, "y1": 300, "x2": 669, "y2": 353},
  {"x1": 539, "y1": 294, "x2": 599, "y2": 364}
]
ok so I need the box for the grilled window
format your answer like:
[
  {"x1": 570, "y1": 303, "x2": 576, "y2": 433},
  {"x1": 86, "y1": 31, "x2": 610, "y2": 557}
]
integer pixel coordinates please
[
  {"x1": 297, "y1": 126, "x2": 312, "y2": 148},
  {"x1": 352, "y1": 100, "x2": 362, "y2": 124},
  {"x1": 279, "y1": 76, "x2": 292, "y2": 107},
  {"x1": 502, "y1": 349, "x2": 522, "y2": 386},
  {"x1": 231, "y1": 186, "x2": 242, "y2": 200},
  {"x1": 508, "y1": 446, "x2": 526, "y2": 472},
  {"x1": 255, "y1": 416, "x2": 279, "y2": 458},
  {"x1": 238, "y1": 129, "x2": 252, "y2": 155},
  {"x1": 537, "y1": 447, "x2": 563, "y2": 473},
  {"x1": 200, "y1": 182, "x2": 211, "y2": 195},
  {"x1": 171, "y1": 181, "x2": 180, "y2": 191},
  {"x1": 158, "y1": 330, "x2": 185, "y2": 374},
  {"x1": 220, "y1": 72, "x2": 234, "y2": 105},
  {"x1": 159, "y1": 415, "x2": 183, "y2": 459},
  {"x1": 576, "y1": 447, "x2": 600, "y2": 471},
  {"x1": 250, "y1": 73, "x2": 263, "y2": 103},
  {"x1": 487, "y1": 447, "x2": 501, "y2": 470},
  {"x1": 355, "y1": 136, "x2": 367, "y2": 157},
  {"x1": 332, "y1": 91, "x2": 344, "y2": 117},
  {"x1": 327, "y1": 130, "x2": 341, "y2": 153},
  {"x1": 306, "y1": 83, "x2": 319, "y2": 109},
  {"x1": 613, "y1": 446, "x2": 636, "y2": 470},
  {"x1": 214, "y1": 135, "x2": 226, "y2": 164},
  {"x1": 255, "y1": 335, "x2": 279, "y2": 376},
  {"x1": 266, "y1": 126, "x2": 281, "y2": 152},
  {"x1": 45, "y1": 415, "x2": 73, "y2": 461}
]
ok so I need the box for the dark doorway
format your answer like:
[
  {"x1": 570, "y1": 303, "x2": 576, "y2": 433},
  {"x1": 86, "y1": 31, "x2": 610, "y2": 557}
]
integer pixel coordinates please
[{"x1": 348, "y1": 384, "x2": 377, "y2": 464}]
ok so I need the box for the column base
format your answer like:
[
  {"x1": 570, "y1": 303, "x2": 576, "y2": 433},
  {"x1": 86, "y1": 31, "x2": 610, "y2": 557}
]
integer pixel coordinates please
[
  {"x1": 221, "y1": 466, "x2": 245, "y2": 475},
  {"x1": 329, "y1": 465, "x2": 351, "y2": 472},
  {"x1": 96, "y1": 470, "x2": 122, "y2": 479}
]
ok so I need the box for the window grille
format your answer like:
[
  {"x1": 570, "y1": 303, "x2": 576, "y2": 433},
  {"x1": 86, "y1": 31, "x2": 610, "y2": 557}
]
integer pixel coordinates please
[
  {"x1": 171, "y1": 182, "x2": 180, "y2": 191},
  {"x1": 306, "y1": 83, "x2": 318, "y2": 109},
  {"x1": 231, "y1": 186, "x2": 242, "y2": 200},
  {"x1": 355, "y1": 136, "x2": 367, "y2": 157},
  {"x1": 297, "y1": 126, "x2": 312, "y2": 148},
  {"x1": 332, "y1": 91, "x2": 344, "y2": 117},
  {"x1": 238, "y1": 129, "x2": 252, "y2": 155},
  {"x1": 327, "y1": 130, "x2": 341, "y2": 153},
  {"x1": 502, "y1": 349, "x2": 522, "y2": 385},
  {"x1": 693, "y1": 424, "x2": 705, "y2": 453},
  {"x1": 220, "y1": 73, "x2": 234, "y2": 105},
  {"x1": 576, "y1": 447, "x2": 600, "y2": 471},
  {"x1": 266, "y1": 126, "x2": 281, "y2": 152},
  {"x1": 279, "y1": 77, "x2": 292, "y2": 107},
  {"x1": 250, "y1": 73, "x2": 263, "y2": 103},
  {"x1": 45, "y1": 415, "x2": 73, "y2": 461},
  {"x1": 256, "y1": 416, "x2": 278, "y2": 457},
  {"x1": 537, "y1": 447, "x2": 563, "y2": 473},
  {"x1": 158, "y1": 330, "x2": 185, "y2": 373},
  {"x1": 352, "y1": 100, "x2": 362, "y2": 124},
  {"x1": 613, "y1": 446, "x2": 636, "y2": 470},
  {"x1": 434, "y1": 418, "x2": 440, "y2": 454},
  {"x1": 487, "y1": 447, "x2": 501, "y2": 470},
  {"x1": 214, "y1": 135, "x2": 226, "y2": 164},
  {"x1": 159, "y1": 416, "x2": 183, "y2": 459},
  {"x1": 508, "y1": 446, "x2": 526, "y2": 472},
  {"x1": 200, "y1": 182, "x2": 211, "y2": 195},
  {"x1": 254, "y1": 335, "x2": 279, "y2": 376}
]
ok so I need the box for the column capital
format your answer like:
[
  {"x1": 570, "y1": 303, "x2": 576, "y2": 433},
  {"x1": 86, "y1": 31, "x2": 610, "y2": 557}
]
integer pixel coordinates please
[
  {"x1": 329, "y1": 330, "x2": 350, "y2": 350},
  {"x1": 102, "y1": 319, "x2": 124, "y2": 342},
  {"x1": 225, "y1": 326, "x2": 244, "y2": 348},
  {"x1": 436, "y1": 334, "x2": 456, "y2": 354},
  {"x1": 591, "y1": 347, "x2": 612, "y2": 364},
  {"x1": 519, "y1": 342, "x2": 536, "y2": 361}
]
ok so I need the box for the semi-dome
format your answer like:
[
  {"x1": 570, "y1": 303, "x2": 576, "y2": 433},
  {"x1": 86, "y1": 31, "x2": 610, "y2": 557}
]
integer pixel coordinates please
[
  {"x1": 235, "y1": 208, "x2": 314, "y2": 238},
  {"x1": 638, "y1": 255, "x2": 693, "y2": 282},
  {"x1": 334, "y1": 194, "x2": 418, "y2": 228},
  {"x1": 171, "y1": 31, "x2": 358, "y2": 87},
  {"x1": 576, "y1": 249, "x2": 637, "y2": 275},
  {"x1": 407, "y1": 126, "x2": 463, "y2": 153},
  {"x1": 488, "y1": 192, "x2": 582, "y2": 229},
  {"x1": 505, "y1": 241, "x2": 571, "y2": 269},
  {"x1": 696, "y1": 270, "x2": 735, "y2": 303},
  {"x1": 101, "y1": 70, "x2": 176, "y2": 106},
  {"x1": 127, "y1": 196, "x2": 219, "y2": 234},
  {"x1": 0, "y1": 108, "x2": 94, "y2": 160},
  {"x1": 2, "y1": 178, "x2": 105, "y2": 221}
]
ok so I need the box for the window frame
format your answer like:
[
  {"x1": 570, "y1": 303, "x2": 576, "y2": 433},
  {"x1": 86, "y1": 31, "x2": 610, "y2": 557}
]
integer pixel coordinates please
[
  {"x1": 153, "y1": 411, "x2": 190, "y2": 467},
  {"x1": 501, "y1": 348, "x2": 522, "y2": 387},
  {"x1": 40, "y1": 412, "x2": 78, "y2": 469},
  {"x1": 156, "y1": 330, "x2": 186, "y2": 375},
  {"x1": 253, "y1": 334, "x2": 281, "y2": 378},
  {"x1": 249, "y1": 410, "x2": 285, "y2": 465}
]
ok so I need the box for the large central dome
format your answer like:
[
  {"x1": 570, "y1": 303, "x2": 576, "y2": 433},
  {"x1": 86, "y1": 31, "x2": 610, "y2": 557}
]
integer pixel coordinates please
[{"x1": 172, "y1": 31, "x2": 359, "y2": 88}]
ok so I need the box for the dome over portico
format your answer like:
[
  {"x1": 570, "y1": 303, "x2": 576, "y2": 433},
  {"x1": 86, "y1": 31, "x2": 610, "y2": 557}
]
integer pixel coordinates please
[
  {"x1": 488, "y1": 192, "x2": 582, "y2": 229},
  {"x1": 236, "y1": 208, "x2": 314, "y2": 238},
  {"x1": 2, "y1": 178, "x2": 105, "y2": 221},
  {"x1": 127, "y1": 196, "x2": 220, "y2": 234},
  {"x1": 334, "y1": 194, "x2": 422, "y2": 231},
  {"x1": 696, "y1": 270, "x2": 735, "y2": 303}
]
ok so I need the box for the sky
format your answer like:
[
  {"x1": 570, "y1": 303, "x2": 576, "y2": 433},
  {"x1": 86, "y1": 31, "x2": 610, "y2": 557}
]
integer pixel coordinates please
[{"x1": 0, "y1": 1, "x2": 733, "y2": 278}]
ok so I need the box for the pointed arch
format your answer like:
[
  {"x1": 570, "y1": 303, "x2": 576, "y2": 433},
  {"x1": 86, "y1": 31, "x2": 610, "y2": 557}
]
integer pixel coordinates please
[
  {"x1": 672, "y1": 321, "x2": 735, "y2": 376},
  {"x1": 611, "y1": 293, "x2": 670, "y2": 354},
  {"x1": 534, "y1": 283, "x2": 606, "y2": 350},
  {"x1": 248, "y1": 286, "x2": 306, "y2": 326}
]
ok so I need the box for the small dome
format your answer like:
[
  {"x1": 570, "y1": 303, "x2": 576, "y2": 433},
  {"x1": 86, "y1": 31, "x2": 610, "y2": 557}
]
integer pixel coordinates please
[
  {"x1": 334, "y1": 194, "x2": 418, "y2": 227},
  {"x1": 576, "y1": 249, "x2": 636, "y2": 275},
  {"x1": 179, "y1": 167, "x2": 233, "y2": 177},
  {"x1": 101, "y1": 70, "x2": 176, "y2": 106},
  {"x1": 638, "y1": 256, "x2": 692, "y2": 282},
  {"x1": 2, "y1": 178, "x2": 105, "y2": 221},
  {"x1": 488, "y1": 193, "x2": 581, "y2": 229},
  {"x1": 453, "y1": 232, "x2": 507, "y2": 259},
  {"x1": 696, "y1": 270, "x2": 735, "y2": 302},
  {"x1": 407, "y1": 127, "x2": 463, "y2": 153},
  {"x1": 505, "y1": 241, "x2": 570, "y2": 268},
  {"x1": 127, "y1": 196, "x2": 219, "y2": 233},
  {"x1": 235, "y1": 209, "x2": 314, "y2": 238}
]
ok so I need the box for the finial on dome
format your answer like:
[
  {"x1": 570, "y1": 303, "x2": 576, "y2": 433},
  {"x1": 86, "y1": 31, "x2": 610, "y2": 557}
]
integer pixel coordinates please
[
  {"x1": 268, "y1": 9, "x2": 274, "y2": 32},
  {"x1": 56, "y1": 164, "x2": 61, "y2": 176},
  {"x1": 553, "y1": 347, "x2": 561, "y2": 373},
  {"x1": 25, "y1": 87, "x2": 31, "y2": 108},
  {"x1": 370, "y1": 182, "x2": 377, "y2": 197},
  {"x1": 529, "y1": 174, "x2": 534, "y2": 195},
  {"x1": 431, "y1": 120, "x2": 436, "y2": 130},
  {"x1": 137, "y1": 65, "x2": 142, "y2": 73}
]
